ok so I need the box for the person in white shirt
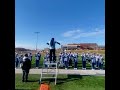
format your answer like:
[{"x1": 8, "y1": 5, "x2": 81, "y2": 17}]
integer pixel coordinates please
[{"x1": 46, "y1": 38, "x2": 60, "y2": 63}]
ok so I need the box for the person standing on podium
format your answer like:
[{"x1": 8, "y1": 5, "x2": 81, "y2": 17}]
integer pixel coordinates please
[{"x1": 47, "y1": 38, "x2": 60, "y2": 63}]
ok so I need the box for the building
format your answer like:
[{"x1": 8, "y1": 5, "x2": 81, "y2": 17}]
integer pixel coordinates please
[
  {"x1": 78, "y1": 43, "x2": 98, "y2": 50},
  {"x1": 61, "y1": 44, "x2": 80, "y2": 50},
  {"x1": 98, "y1": 45, "x2": 105, "y2": 50},
  {"x1": 43, "y1": 48, "x2": 50, "y2": 52},
  {"x1": 61, "y1": 43, "x2": 98, "y2": 50}
]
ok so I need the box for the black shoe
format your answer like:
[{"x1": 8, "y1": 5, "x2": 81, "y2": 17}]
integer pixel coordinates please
[
  {"x1": 22, "y1": 80, "x2": 24, "y2": 82},
  {"x1": 25, "y1": 80, "x2": 28, "y2": 82}
]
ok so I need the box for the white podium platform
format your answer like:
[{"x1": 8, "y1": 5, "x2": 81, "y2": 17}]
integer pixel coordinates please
[{"x1": 39, "y1": 62, "x2": 59, "y2": 85}]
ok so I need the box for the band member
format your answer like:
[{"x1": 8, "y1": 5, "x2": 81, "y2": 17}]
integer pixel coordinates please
[
  {"x1": 85, "y1": 52, "x2": 89, "y2": 61},
  {"x1": 68, "y1": 52, "x2": 73, "y2": 67},
  {"x1": 99, "y1": 54, "x2": 104, "y2": 70},
  {"x1": 73, "y1": 53, "x2": 78, "y2": 70},
  {"x1": 64, "y1": 52, "x2": 69, "y2": 69},
  {"x1": 19, "y1": 54, "x2": 23, "y2": 68},
  {"x1": 28, "y1": 52, "x2": 32, "y2": 61},
  {"x1": 43, "y1": 56, "x2": 48, "y2": 68},
  {"x1": 35, "y1": 52, "x2": 41, "y2": 68},
  {"x1": 15, "y1": 53, "x2": 19, "y2": 69},
  {"x1": 91, "y1": 53, "x2": 96, "y2": 70},
  {"x1": 46, "y1": 52, "x2": 50, "y2": 62},
  {"x1": 95, "y1": 53, "x2": 99, "y2": 68},
  {"x1": 81, "y1": 52, "x2": 86, "y2": 70},
  {"x1": 87, "y1": 53, "x2": 91, "y2": 64},
  {"x1": 59, "y1": 52, "x2": 62, "y2": 63}
]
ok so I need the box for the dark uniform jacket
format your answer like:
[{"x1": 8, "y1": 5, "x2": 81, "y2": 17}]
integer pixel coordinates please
[{"x1": 21, "y1": 57, "x2": 31, "y2": 73}]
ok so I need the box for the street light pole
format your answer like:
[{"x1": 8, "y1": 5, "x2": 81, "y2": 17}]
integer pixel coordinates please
[{"x1": 35, "y1": 32, "x2": 40, "y2": 53}]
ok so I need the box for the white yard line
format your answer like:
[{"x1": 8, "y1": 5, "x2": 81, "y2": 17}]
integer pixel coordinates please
[{"x1": 15, "y1": 69, "x2": 105, "y2": 76}]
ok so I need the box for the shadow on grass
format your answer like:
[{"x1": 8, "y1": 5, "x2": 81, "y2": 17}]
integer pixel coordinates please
[
  {"x1": 27, "y1": 80, "x2": 39, "y2": 82},
  {"x1": 41, "y1": 74, "x2": 83, "y2": 85},
  {"x1": 58, "y1": 74, "x2": 82, "y2": 84}
]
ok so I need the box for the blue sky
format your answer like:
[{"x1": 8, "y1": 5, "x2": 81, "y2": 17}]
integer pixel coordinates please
[{"x1": 15, "y1": 0, "x2": 105, "y2": 50}]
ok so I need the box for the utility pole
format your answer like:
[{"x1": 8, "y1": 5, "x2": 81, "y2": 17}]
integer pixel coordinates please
[{"x1": 35, "y1": 32, "x2": 40, "y2": 53}]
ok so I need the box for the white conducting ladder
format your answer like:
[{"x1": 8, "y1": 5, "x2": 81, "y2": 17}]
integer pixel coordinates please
[{"x1": 39, "y1": 62, "x2": 59, "y2": 85}]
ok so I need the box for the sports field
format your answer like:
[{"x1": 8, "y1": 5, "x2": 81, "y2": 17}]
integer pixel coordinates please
[
  {"x1": 15, "y1": 50, "x2": 105, "y2": 90},
  {"x1": 15, "y1": 74, "x2": 105, "y2": 90}
]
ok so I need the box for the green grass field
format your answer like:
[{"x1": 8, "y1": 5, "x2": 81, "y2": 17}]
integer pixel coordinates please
[{"x1": 15, "y1": 74, "x2": 105, "y2": 90}]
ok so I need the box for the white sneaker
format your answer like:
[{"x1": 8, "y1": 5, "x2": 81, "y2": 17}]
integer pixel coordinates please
[{"x1": 65, "y1": 68, "x2": 67, "y2": 70}]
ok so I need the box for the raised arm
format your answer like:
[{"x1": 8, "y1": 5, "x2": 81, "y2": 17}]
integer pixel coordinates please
[
  {"x1": 46, "y1": 43, "x2": 49, "y2": 45},
  {"x1": 55, "y1": 41, "x2": 60, "y2": 45},
  {"x1": 46, "y1": 41, "x2": 50, "y2": 45}
]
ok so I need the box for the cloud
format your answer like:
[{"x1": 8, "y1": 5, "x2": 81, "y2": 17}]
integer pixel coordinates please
[
  {"x1": 62, "y1": 28, "x2": 105, "y2": 39},
  {"x1": 62, "y1": 29, "x2": 81, "y2": 37},
  {"x1": 73, "y1": 28, "x2": 105, "y2": 39},
  {"x1": 15, "y1": 42, "x2": 35, "y2": 50}
]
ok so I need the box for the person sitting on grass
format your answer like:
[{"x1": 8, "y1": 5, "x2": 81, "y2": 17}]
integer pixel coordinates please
[{"x1": 21, "y1": 53, "x2": 31, "y2": 82}]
